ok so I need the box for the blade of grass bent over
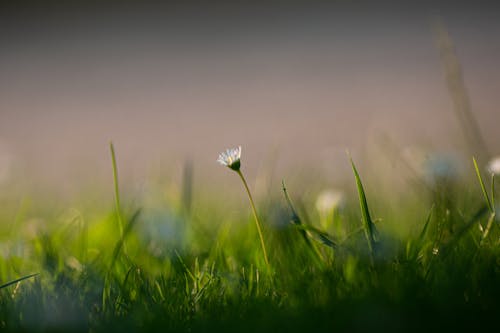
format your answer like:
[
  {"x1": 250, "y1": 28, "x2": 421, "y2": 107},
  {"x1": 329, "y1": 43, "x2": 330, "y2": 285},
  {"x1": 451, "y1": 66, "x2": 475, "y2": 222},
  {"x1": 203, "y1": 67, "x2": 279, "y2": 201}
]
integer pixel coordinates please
[
  {"x1": 294, "y1": 224, "x2": 337, "y2": 249},
  {"x1": 282, "y1": 180, "x2": 312, "y2": 246},
  {"x1": 282, "y1": 180, "x2": 325, "y2": 263}
]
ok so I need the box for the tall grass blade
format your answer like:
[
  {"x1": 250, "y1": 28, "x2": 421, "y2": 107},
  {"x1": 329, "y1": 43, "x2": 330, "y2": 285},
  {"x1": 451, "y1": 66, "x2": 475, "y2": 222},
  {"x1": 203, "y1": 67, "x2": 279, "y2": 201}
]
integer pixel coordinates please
[
  {"x1": 473, "y1": 157, "x2": 493, "y2": 212},
  {"x1": 349, "y1": 157, "x2": 376, "y2": 260},
  {"x1": 110, "y1": 142, "x2": 125, "y2": 245}
]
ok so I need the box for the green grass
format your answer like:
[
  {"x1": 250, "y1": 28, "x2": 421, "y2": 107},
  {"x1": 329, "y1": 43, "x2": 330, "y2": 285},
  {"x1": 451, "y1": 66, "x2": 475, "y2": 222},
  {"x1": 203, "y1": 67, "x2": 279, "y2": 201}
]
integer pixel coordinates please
[{"x1": 0, "y1": 150, "x2": 499, "y2": 332}]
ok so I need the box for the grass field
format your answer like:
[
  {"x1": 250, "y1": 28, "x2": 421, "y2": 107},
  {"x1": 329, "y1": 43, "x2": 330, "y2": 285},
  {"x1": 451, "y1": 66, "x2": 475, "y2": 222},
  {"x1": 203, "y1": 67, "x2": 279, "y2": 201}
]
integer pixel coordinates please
[{"x1": 0, "y1": 142, "x2": 499, "y2": 332}]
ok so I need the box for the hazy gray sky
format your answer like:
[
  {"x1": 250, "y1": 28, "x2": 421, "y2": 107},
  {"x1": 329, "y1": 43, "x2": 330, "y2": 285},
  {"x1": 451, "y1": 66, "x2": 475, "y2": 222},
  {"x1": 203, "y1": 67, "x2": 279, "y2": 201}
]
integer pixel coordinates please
[{"x1": 0, "y1": 1, "x2": 499, "y2": 191}]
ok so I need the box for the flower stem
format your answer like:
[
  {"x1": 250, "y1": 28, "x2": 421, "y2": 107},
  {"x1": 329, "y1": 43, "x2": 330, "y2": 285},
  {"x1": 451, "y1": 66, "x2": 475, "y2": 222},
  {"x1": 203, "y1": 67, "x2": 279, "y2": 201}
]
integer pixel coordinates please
[{"x1": 237, "y1": 169, "x2": 270, "y2": 267}]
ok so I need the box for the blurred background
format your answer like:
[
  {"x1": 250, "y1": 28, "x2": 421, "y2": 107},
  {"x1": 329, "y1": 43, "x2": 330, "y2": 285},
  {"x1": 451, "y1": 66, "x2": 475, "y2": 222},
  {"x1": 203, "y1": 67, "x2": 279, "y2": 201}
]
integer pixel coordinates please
[{"x1": 0, "y1": 0, "x2": 499, "y2": 199}]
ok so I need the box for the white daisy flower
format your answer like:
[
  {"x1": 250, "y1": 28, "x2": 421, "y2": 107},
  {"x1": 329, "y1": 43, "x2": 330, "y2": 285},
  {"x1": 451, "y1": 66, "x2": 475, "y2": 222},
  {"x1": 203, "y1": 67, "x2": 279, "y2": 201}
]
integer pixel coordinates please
[
  {"x1": 217, "y1": 146, "x2": 242, "y2": 171},
  {"x1": 486, "y1": 156, "x2": 500, "y2": 176}
]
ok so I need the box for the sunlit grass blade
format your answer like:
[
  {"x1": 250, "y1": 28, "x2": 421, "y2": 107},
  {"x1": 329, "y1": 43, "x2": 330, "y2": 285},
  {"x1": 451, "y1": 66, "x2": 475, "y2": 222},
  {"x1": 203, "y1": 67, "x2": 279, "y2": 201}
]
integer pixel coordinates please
[
  {"x1": 349, "y1": 157, "x2": 376, "y2": 260},
  {"x1": 473, "y1": 157, "x2": 493, "y2": 212},
  {"x1": 0, "y1": 273, "x2": 39, "y2": 290},
  {"x1": 110, "y1": 142, "x2": 125, "y2": 244}
]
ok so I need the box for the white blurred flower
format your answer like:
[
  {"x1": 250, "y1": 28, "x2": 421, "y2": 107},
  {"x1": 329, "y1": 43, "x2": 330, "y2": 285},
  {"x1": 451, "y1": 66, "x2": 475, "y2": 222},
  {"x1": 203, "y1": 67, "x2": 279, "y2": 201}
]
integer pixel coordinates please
[
  {"x1": 423, "y1": 153, "x2": 461, "y2": 184},
  {"x1": 315, "y1": 189, "x2": 345, "y2": 215},
  {"x1": 486, "y1": 156, "x2": 500, "y2": 176},
  {"x1": 217, "y1": 146, "x2": 241, "y2": 171},
  {"x1": 316, "y1": 189, "x2": 345, "y2": 231}
]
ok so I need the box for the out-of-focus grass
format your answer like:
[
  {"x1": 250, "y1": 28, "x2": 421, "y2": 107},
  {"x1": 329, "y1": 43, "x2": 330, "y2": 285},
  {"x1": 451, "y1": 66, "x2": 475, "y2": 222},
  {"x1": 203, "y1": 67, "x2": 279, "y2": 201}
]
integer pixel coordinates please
[{"x1": 0, "y1": 148, "x2": 499, "y2": 333}]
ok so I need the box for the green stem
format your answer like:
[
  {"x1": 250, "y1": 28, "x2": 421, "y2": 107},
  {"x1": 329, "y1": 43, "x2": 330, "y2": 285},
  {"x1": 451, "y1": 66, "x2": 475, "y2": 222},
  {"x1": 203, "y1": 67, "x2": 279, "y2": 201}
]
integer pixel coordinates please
[{"x1": 237, "y1": 170, "x2": 270, "y2": 267}]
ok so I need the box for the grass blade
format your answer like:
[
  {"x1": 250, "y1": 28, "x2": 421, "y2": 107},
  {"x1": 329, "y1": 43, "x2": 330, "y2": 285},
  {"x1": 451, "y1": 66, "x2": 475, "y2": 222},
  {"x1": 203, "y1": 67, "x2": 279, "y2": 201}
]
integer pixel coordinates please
[
  {"x1": 110, "y1": 209, "x2": 142, "y2": 270},
  {"x1": 103, "y1": 209, "x2": 141, "y2": 311},
  {"x1": 294, "y1": 224, "x2": 337, "y2": 249},
  {"x1": 440, "y1": 205, "x2": 489, "y2": 257},
  {"x1": 417, "y1": 205, "x2": 433, "y2": 248},
  {"x1": 473, "y1": 157, "x2": 493, "y2": 212},
  {"x1": 0, "y1": 273, "x2": 39, "y2": 290},
  {"x1": 349, "y1": 157, "x2": 376, "y2": 260},
  {"x1": 110, "y1": 142, "x2": 125, "y2": 244},
  {"x1": 410, "y1": 205, "x2": 434, "y2": 261},
  {"x1": 480, "y1": 212, "x2": 496, "y2": 246},
  {"x1": 491, "y1": 174, "x2": 495, "y2": 208},
  {"x1": 282, "y1": 180, "x2": 325, "y2": 263},
  {"x1": 282, "y1": 180, "x2": 311, "y2": 245}
]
